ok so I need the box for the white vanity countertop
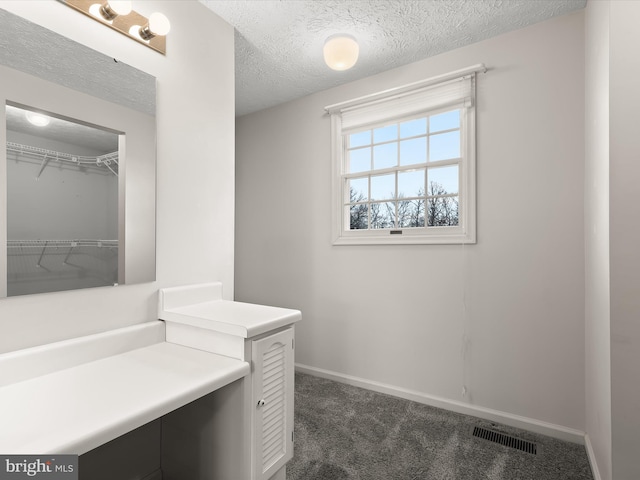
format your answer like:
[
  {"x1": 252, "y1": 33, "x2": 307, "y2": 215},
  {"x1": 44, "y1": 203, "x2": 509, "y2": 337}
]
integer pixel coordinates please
[
  {"x1": 160, "y1": 299, "x2": 302, "y2": 338},
  {"x1": 0, "y1": 342, "x2": 249, "y2": 455},
  {"x1": 158, "y1": 283, "x2": 302, "y2": 338}
]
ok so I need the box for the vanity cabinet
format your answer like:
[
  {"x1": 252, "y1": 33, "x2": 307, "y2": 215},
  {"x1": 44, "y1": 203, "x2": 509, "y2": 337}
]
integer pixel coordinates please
[
  {"x1": 159, "y1": 283, "x2": 301, "y2": 480},
  {"x1": 252, "y1": 328, "x2": 294, "y2": 480}
]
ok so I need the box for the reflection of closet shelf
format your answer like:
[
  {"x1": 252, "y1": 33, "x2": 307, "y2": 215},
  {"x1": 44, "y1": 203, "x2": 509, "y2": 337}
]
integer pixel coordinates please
[
  {"x1": 6, "y1": 141, "x2": 118, "y2": 177},
  {"x1": 7, "y1": 239, "x2": 118, "y2": 267},
  {"x1": 7, "y1": 239, "x2": 118, "y2": 249}
]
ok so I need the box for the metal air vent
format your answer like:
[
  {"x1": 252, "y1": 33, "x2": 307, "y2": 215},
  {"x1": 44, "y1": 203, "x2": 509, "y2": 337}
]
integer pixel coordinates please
[{"x1": 472, "y1": 426, "x2": 537, "y2": 455}]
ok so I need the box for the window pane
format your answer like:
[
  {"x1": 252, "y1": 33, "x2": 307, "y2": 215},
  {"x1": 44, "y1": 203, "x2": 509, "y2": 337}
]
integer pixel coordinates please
[
  {"x1": 400, "y1": 137, "x2": 426, "y2": 166},
  {"x1": 349, "y1": 204, "x2": 368, "y2": 230},
  {"x1": 348, "y1": 177, "x2": 368, "y2": 202},
  {"x1": 371, "y1": 173, "x2": 395, "y2": 201},
  {"x1": 370, "y1": 202, "x2": 395, "y2": 229},
  {"x1": 374, "y1": 124, "x2": 397, "y2": 143},
  {"x1": 430, "y1": 110, "x2": 460, "y2": 133},
  {"x1": 429, "y1": 131, "x2": 460, "y2": 161},
  {"x1": 349, "y1": 147, "x2": 371, "y2": 173},
  {"x1": 427, "y1": 165, "x2": 458, "y2": 195},
  {"x1": 397, "y1": 198, "x2": 425, "y2": 228},
  {"x1": 427, "y1": 196, "x2": 459, "y2": 227},
  {"x1": 373, "y1": 143, "x2": 397, "y2": 170},
  {"x1": 400, "y1": 118, "x2": 427, "y2": 138},
  {"x1": 398, "y1": 169, "x2": 425, "y2": 198},
  {"x1": 349, "y1": 130, "x2": 371, "y2": 148}
]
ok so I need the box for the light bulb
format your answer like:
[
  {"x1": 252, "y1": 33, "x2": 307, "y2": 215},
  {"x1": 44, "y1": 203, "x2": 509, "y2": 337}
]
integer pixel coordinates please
[
  {"x1": 98, "y1": 1, "x2": 132, "y2": 21},
  {"x1": 149, "y1": 12, "x2": 171, "y2": 36},
  {"x1": 139, "y1": 12, "x2": 170, "y2": 40},
  {"x1": 108, "y1": 1, "x2": 132, "y2": 16},
  {"x1": 323, "y1": 34, "x2": 359, "y2": 71}
]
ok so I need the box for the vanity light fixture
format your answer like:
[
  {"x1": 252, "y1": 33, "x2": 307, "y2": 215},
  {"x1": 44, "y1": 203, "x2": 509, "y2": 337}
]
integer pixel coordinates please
[
  {"x1": 62, "y1": 0, "x2": 170, "y2": 55},
  {"x1": 138, "y1": 12, "x2": 171, "y2": 40},
  {"x1": 94, "y1": 1, "x2": 132, "y2": 21},
  {"x1": 323, "y1": 34, "x2": 359, "y2": 71}
]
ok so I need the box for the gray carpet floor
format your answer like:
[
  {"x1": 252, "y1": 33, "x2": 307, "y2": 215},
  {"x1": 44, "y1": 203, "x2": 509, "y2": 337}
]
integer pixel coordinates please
[{"x1": 288, "y1": 373, "x2": 594, "y2": 480}]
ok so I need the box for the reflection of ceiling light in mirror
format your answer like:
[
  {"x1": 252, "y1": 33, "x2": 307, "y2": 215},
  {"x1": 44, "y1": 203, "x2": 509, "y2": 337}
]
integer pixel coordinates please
[
  {"x1": 25, "y1": 111, "x2": 50, "y2": 127},
  {"x1": 324, "y1": 34, "x2": 359, "y2": 71}
]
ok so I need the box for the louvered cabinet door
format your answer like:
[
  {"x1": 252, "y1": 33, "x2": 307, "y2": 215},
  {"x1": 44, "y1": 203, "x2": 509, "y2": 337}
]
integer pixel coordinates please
[{"x1": 251, "y1": 328, "x2": 294, "y2": 480}]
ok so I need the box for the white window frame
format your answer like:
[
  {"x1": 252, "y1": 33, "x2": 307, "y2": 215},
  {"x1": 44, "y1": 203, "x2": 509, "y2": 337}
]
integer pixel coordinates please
[{"x1": 327, "y1": 64, "x2": 485, "y2": 245}]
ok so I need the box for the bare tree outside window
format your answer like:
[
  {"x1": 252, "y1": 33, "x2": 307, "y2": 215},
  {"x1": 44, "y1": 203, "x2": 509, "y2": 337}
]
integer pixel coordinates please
[
  {"x1": 349, "y1": 182, "x2": 458, "y2": 230},
  {"x1": 349, "y1": 187, "x2": 368, "y2": 230},
  {"x1": 397, "y1": 192, "x2": 425, "y2": 228},
  {"x1": 426, "y1": 182, "x2": 459, "y2": 227}
]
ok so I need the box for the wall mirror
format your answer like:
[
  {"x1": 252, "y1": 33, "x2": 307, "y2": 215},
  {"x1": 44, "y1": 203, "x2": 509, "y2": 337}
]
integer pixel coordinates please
[
  {"x1": 6, "y1": 104, "x2": 121, "y2": 296},
  {"x1": 0, "y1": 8, "x2": 156, "y2": 297}
]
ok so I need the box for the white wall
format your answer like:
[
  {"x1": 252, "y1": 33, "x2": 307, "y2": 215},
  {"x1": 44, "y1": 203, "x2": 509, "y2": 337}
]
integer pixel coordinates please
[
  {"x1": 584, "y1": 0, "x2": 612, "y2": 478},
  {"x1": 236, "y1": 12, "x2": 585, "y2": 435},
  {"x1": 583, "y1": 2, "x2": 640, "y2": 477},
  {"x1": 0, "y1": 1, "x2": 235, "y2": 353},
  {"x1": 610, "y1": 2, "x2": 640, "y2": 478}
]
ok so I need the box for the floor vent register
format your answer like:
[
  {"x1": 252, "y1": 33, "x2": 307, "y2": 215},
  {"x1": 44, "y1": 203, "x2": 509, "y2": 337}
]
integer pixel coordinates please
[{"x1": 472, "y1": 426, "x2": 538, "y2": 455}]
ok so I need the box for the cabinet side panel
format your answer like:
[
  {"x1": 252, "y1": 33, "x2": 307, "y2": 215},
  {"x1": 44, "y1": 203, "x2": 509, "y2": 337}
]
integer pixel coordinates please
[{"x1": 161, "y1": 380, "x2": 247, "y2": 480}]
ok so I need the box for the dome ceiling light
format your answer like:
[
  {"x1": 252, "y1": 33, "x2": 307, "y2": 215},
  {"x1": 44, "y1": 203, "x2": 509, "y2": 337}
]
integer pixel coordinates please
[{"x1": 323, "y1": 34, "x2": 359, "y2": 71}]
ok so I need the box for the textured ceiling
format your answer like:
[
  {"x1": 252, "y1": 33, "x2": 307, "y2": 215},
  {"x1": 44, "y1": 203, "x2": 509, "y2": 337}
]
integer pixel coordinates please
[{"x1": 201, "y1": 0, "x2": 586, "y2": 117}]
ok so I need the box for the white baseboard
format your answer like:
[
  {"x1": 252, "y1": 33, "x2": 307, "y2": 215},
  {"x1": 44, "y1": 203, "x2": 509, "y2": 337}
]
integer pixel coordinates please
[
  {"x1": 584, "y1": 434, "x2": 603, "y2": 480},
  {"x1": 295, "y1": 363, "x2": 585, "y2": 445}
]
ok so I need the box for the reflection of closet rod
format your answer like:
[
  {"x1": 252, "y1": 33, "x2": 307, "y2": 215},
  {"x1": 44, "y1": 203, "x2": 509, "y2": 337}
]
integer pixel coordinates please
[
  {"x1": 6, "y1": 142, "x2": 118, "y2": 178},
  {"x1": 7, "y1": 239, "x2": 118, "y2": 249},
  {"x1": 7, "y1": 239, "x2": 118, "y2": 267}
]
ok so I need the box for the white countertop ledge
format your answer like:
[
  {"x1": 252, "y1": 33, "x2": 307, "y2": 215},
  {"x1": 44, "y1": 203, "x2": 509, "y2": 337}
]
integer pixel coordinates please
[
  {"x1": 160, "y1": 299, "x2": 302, "y2": 338},
  {"x1": 158, "y1": 283, "x2": 301, "y2": 338},
  {"x1": 0, "y1": 342, "x2": 249, "y2": 455}
]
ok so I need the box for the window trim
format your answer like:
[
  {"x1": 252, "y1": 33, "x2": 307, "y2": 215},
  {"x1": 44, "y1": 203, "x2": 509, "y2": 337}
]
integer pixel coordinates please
[{"x1": 328, "y1": 65, "x2": 484, "y2": 245}]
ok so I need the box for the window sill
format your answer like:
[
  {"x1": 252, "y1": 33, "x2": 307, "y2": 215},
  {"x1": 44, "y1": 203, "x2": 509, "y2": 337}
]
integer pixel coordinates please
[{"x1": 332, "y1": 230, "x2": 476, "y2": 246}]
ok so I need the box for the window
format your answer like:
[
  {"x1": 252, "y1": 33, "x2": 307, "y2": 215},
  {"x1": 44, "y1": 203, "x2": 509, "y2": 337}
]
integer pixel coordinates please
[{"x1": 327, "y1": 65, "x2": 483, "y2": 245}]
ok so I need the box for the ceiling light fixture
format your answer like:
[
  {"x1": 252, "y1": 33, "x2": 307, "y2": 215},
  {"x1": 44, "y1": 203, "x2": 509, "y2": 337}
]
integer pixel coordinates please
[
  {"x1": 62, "y1": 0, "x2": 170, "y2": 55},
  {"x1": 323, "y1": 34, "x2": 359, "y2": 71}
]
